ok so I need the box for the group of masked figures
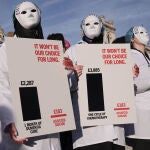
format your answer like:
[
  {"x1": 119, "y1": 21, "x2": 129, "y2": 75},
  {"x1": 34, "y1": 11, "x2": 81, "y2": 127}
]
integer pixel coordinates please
[{"x1": 0, "y1": 1, "x2": 150, "y2": 150}]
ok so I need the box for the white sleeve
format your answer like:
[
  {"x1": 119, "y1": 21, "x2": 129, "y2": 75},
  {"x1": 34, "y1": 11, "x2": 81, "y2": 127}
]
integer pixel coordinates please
[
  {"x1": 131, "y1": 51, "x2": 150, "y2": 93},
  {"x1": 64, "y1": 46, "x2": 78, "y2": 91},
  {"x1": 134, "y1": 66, "x2": 150, "y2": 93},
  {"x1": 0, "y1": 44, "x2": 14, "y2": 131},
  {"x1": 64, "y1": 46, "x2": 77, "y2": 65}
]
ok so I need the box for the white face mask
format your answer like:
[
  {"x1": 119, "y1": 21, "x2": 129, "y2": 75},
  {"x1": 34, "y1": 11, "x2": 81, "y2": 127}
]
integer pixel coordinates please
[
  {"x1": 15, "y1": 2, "x2": 40, "y2": 29},
  {"x1": 82, "y1": 15, "x2": 102, "y2": 39},
  {"x1": 133, "y1": 26, "x2": 149, "y2": 45}
]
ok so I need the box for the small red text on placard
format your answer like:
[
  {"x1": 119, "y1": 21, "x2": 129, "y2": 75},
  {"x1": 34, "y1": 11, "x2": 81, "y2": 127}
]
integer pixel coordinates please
[
  {"x1": 34, "y1": 43, "x2": 61, "y2": 63},
  {"x1": 102, "y1": 48, "x2": 127, "y2": 65}
]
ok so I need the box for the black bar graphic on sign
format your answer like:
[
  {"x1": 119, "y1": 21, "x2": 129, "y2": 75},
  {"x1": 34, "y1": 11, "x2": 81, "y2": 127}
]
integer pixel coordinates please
[
  {"x1": 19, "y1": 87, "x2": 41, "y2": 121},
  {"x1": 86, "y1": 73, "x2": 105, "y2": 111}
]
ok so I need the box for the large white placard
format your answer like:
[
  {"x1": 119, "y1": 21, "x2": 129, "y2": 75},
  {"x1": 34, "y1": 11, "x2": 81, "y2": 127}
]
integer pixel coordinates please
[
  {"x1": 5, "y1": 37, "x2": 75, "y2": 138},
  {"x1": 74, "y1": 44, "x2": 136, "y2": 126}
]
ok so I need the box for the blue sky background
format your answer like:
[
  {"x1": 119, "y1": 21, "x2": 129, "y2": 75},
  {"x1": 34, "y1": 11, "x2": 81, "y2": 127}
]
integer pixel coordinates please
[{"x1": 0, "y1": 0, "x2": 150, "y2": 45}]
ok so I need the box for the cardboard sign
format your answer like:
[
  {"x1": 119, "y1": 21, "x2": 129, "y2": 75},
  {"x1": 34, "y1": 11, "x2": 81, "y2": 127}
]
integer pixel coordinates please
[
  {"x1": 5, "y1": 37, "x2": 75, "y2": 138},
  {"x1": 74, "y1": 44, "x2": 136, "y2": 126}
]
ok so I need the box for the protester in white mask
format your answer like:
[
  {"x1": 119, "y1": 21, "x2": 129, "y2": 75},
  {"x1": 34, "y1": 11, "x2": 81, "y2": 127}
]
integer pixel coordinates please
[
  {"x1": 80, "y1": 14, "x2": 103, "y2": 44},
  {"x1": 13, "y1": 1, "x2": 43, "y2": 39},
  {"x1": 0, "y1": 1, "x2": 61, "y2": 150},
  {"x1": 132, "y1": 26, "x2": 149, "y2": 46},
  {"x1": 64, "y1": 14, "x2": 125, "y2": 150},
  {"x1": 15, "y1": 2, "x2": 40, "y2": 30},
  {"x1": 81, "y1": 15, "x2": 102, "y2": 40},
  {"x1": 125, "y1": 26, "x2": 150, "y2": 150}
]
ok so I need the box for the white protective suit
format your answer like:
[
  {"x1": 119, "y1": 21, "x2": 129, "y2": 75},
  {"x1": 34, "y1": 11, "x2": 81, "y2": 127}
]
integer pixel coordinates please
[
  {"x1": 129, "y1": 49, "x2": 150, "y2": 139},
  {"x1": 64, "y1": 41, "x2": 125, "y2": 149},
  {"x1": 0, "y1": 43, "x2": 61, "y2": 150}
]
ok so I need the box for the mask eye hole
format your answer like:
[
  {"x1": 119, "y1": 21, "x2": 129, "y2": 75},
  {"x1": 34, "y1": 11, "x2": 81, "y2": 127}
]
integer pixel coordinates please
[
  {"x1": 140, "y1": 32, "x2": 143, "y2": 34},
  {"x1": 94, "y1": 22, "x2": 99, "y2": 25},
  {"x1": 21, "y1": 11, "x2": 27, "y2": 14},
  {"x1": 31, "y1": 9, "x2": 36, "y2": 12},
  {"x1": 85, "y1": 23, "x2": 90, "y2": 26}
]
